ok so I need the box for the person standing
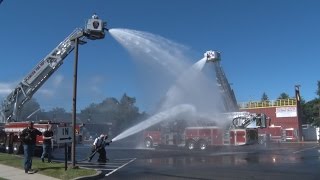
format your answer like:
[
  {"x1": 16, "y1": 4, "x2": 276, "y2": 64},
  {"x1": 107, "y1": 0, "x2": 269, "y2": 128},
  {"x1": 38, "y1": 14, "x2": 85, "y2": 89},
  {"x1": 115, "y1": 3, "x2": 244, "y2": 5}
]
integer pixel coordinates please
[
  {"x1": 41, "y1": 124, "x2": 54, "y2": 163},
  {"x1": 20, "y1": 121, "x2": 42, "y2": 174}
]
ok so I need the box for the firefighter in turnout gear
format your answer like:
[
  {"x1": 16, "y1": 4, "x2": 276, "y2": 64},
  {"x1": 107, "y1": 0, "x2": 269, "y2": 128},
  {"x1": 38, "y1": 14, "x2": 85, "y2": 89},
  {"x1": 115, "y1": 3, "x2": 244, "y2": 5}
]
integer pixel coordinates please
[{"x1": 88, "y1": 134, "x2": 110, "y2": 163}]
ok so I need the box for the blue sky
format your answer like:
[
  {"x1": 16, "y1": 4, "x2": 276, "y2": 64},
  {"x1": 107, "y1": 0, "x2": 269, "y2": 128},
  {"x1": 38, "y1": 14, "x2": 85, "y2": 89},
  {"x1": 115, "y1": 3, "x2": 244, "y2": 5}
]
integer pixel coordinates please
[{"x1": 0, "y1": 0, "x2": 319, "y2": 113}]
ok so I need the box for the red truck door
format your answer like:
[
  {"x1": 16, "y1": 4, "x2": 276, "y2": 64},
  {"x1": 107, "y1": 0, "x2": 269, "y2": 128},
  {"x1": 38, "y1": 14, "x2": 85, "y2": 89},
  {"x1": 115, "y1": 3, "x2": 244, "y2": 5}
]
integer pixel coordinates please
[
  {"x1": 230, "y1": 129, "x2": 246, "y2": 145},
  {"x1": 211, "y1": 128, "x2": 223, "y2": 145}
]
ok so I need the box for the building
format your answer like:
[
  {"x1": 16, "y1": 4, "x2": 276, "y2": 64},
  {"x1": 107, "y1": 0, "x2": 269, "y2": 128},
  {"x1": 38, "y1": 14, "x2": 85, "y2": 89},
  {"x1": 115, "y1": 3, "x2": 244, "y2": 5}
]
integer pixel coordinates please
[{"x1": 238, "y1": 98, "x2": 302, "y2": 142}]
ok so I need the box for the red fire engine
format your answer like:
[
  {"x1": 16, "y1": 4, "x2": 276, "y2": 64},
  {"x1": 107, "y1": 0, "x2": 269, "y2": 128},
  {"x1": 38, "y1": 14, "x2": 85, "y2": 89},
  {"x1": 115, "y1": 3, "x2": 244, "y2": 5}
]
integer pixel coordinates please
[{"x1": 143, "y1": 112, "x2": 268, "y2": 150}]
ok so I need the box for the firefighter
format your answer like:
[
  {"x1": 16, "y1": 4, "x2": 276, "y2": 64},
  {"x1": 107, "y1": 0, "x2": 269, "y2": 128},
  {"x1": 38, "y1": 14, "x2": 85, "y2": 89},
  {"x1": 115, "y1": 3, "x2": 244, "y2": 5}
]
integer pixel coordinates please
[
  {"x1": 20, "y1": 121, "x2": 42, "y2": 174},
  {"x1": 88, "y1": 134, "x2": 111, "y2": 162}
]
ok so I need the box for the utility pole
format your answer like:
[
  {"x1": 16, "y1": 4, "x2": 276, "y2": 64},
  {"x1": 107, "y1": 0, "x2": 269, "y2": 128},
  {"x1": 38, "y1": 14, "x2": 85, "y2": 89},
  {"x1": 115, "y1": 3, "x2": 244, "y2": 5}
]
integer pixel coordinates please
[
  {"x1": 71, "y1": 37, "x2": 79, "y2": 168},
  {"x1": 295, "y1": 85, "x2": 303, "y2": 142}
]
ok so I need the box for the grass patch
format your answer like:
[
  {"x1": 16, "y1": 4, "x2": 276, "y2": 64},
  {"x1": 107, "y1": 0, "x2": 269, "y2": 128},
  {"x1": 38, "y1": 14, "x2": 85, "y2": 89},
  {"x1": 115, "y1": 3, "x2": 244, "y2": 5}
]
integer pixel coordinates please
[{"x1": 0, "y1": 153, "x2": 97, "y2": 180}]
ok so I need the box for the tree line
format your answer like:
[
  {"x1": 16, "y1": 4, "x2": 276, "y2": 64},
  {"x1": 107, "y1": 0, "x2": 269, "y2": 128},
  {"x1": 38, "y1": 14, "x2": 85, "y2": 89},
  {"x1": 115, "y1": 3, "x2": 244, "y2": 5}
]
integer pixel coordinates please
[
  {"x1": 19, "y1": 93, "x2": 148, "y2": 136},
  {"x1": 18, "y1": 81, "x2": 320, "y2": 137}
]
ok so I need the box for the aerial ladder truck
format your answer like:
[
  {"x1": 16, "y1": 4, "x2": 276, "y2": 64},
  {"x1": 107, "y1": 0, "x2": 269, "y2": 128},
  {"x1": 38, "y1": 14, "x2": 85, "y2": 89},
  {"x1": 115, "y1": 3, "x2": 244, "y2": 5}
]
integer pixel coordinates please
[
  {"x1": 143, "y1": 111, "x2": 269, "y2": 150},
  {"x1": 143, "y1": 51, "x2": 269, "y2": 150},
  {"x1": 0, "y1": 14, "x2": 107, "y2": 154},
  {"x1": 205, "y1": 51, "x2": 269, "y2": 145},
  {"x1": 205, "y1": 51, "x2": 238, "y2": 112}
]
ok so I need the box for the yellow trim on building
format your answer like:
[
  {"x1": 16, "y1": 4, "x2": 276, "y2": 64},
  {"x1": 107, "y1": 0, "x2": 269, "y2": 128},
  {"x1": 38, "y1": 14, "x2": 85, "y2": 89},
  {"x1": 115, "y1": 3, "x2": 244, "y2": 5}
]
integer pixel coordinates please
[{"x1": 238, "y1": 99, "x2": 297, "y2": 109}]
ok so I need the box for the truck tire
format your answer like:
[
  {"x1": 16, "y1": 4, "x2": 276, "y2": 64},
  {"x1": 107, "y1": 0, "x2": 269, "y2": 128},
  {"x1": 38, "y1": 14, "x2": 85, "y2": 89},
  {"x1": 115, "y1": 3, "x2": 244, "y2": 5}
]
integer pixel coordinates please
[
  {"x1": 144, "y1": 138, "x2": 153, "y2": 148},
  {"x1": 186, "y1": 140, "x2": 196, "y2": 150},
  {"x1": 5, "y1": 145, "x2": 12, "y2": 154},
  {"x1": 198, "y1": 140, "x2": 207, "y2": 151},
  {"x1": 5, "y1": 133, "x2": 13, "y2": 154},
  {"x1": 13, "y1": 142, "x2": 22, "y2": 154},
  {"x1": 259, "y1": 138, "x2": 265, "y2": 144}
]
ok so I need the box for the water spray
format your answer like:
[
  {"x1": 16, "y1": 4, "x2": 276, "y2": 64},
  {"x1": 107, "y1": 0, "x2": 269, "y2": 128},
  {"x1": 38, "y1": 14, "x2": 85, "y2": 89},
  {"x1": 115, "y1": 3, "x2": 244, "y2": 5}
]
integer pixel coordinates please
[{"x1": 112, "y1": 104, "x2": 196, "y2": 142}]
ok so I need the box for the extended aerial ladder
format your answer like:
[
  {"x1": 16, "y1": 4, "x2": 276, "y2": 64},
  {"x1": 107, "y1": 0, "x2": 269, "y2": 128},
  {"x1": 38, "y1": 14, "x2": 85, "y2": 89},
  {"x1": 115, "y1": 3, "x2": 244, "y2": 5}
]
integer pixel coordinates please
[
  {"x1": 205, "y1": 51, "x2": 238, "y2": 112},
  {"x1": 1, "y1": 14, "x2": 107, "y2": 123}
]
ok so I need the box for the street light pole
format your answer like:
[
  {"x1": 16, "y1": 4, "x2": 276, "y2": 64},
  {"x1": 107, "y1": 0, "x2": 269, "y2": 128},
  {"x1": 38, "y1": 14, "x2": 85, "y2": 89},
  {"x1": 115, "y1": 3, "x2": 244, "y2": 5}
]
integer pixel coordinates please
[
  {"x1": 295, "y1": 85, "x2": 303, "y2": 142},
  {"x1": 71, "y1": 37, "x2": 79, "y2": 168}
]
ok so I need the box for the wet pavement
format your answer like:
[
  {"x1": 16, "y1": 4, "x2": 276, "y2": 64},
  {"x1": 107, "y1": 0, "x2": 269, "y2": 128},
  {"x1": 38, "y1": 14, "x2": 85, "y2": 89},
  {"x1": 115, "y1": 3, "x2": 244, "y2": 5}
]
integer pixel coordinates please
[{"x1": 52, "y1": 142, "x2": 320, "y2": 180}]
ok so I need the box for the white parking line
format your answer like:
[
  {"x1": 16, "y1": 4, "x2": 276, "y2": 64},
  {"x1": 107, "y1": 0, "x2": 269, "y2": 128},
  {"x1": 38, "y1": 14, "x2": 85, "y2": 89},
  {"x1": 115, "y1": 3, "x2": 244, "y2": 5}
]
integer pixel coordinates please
[
  {"x1": 113, "y1": 158, "x2": 137, "y2": 161},
  {"x1": 104, "y1": 163, "x2": 125, "y2": 165},
  {"x1": 293, "y1": 146, "x2": 319, "y2": 154},
  {"x1": 103, "y1": 165, "x2": 120, "y2": 168},
  {"x1": 96, "y1": 168, "x2": 117, "y2": 171},
  {"x1": 105, "y1": 158, "x2": 136, "y2": 177},
  {"x1": 81, "y1": 164, "x2": 120, "y2": 168}
]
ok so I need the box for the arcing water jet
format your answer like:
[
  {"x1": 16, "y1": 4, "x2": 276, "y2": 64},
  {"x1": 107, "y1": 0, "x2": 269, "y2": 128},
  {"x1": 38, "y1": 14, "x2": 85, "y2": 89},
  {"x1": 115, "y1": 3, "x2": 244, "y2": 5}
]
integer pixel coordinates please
[{"x1": 112, "y1": 104, "x2": 196, "y2": 142}]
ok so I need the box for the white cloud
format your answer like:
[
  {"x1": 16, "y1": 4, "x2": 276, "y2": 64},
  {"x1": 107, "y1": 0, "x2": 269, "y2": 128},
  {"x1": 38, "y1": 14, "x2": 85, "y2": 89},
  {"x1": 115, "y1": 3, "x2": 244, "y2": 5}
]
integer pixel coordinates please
[
  {"x1": 0, "y1": 82, "x2": 15, "y2": 97},
  {"x1": 38, "y1": 89, "x2": 55, "y2": 97},
  {"x1": 36, "y1": 74, "x2": 64, "y2": 98},
  {"x1": 52, "y1": 74, "x2": 64, "y2": 88},
  {"x1": 89, "y1": 75, "x2": 104, "y2": 94}
]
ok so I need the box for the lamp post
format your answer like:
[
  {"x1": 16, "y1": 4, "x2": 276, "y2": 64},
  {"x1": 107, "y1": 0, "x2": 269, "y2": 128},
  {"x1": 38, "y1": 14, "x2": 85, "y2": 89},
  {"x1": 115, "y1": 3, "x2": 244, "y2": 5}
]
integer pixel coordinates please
[
  {"x1": 70, "y1": 34, "x2": 87, "y2": 169},
  {"x1": 70, "y1": 37, "x2": 87, "y2": 168},
  {"x1": 71, "y1": 37, "x2": 79, "y2": 168}
]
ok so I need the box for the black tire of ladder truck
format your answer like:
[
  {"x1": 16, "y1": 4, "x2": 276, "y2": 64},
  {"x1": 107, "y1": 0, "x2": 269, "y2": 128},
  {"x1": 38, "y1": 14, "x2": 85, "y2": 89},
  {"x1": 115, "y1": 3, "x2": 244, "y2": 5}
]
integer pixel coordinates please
[
  {"x1": 198, "y1": 140, "x2": 208, "y2": 151},
  {"x1": 13, "y1": 142, "x2": 22, "y2": 154},
  {"x1": 5, "y1": 133, "x2": 13, "y2": 154},
  {"x1": 186, "y1": 140, "x2": 196, "y2": 150}
]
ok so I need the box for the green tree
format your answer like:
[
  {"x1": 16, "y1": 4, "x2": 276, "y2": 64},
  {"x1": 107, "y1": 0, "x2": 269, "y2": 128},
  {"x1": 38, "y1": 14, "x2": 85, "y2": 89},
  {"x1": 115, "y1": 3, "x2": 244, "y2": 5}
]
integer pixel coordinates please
[
  {"x1": 301, "y1": 98, "x2": 320, "y2": 126},
  {"x1": 48, "y1": 107, "x2": 71, "y2": 122},
  {"x1": 278, "y1": 92, "x2": 290, "y2": 99},
  {"x1": 79, "y1": 94, "x2": 147, "y2": 136},
  {"x1": 261, "y1": 92, "x2": 269, "y2": 101},
  {"x1": 115, "y1": 93, "x2": 141, "y2": 133},
  {"x1": 79, "y1": 98, "x2": 119, "y2": 124},
  {"x1": 316, "y1": 80, "x2": 320, "y2": 98}
]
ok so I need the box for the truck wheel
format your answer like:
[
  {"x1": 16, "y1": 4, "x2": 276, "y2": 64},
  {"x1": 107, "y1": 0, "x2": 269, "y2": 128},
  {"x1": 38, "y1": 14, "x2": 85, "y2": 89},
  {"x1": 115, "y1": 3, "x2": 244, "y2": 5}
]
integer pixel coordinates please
[
  {"x1": 198, "y1": 140, "x2": 207, "y2": 150},
  {"x1": 259, "y1": 138, "x2": 265, "y2": 144},
  {"x1": 13, "y1": 142, "x2": 22, "y2": 154},
  {"x1": 186, "y1": 140, "x2": 196, "y2": 150},
  {"x1": 5, "y1": 145, "x2": 12, "y2": 154},
  {"x1": 144, "y1": 138, "x2": 153, "y2": 148}
]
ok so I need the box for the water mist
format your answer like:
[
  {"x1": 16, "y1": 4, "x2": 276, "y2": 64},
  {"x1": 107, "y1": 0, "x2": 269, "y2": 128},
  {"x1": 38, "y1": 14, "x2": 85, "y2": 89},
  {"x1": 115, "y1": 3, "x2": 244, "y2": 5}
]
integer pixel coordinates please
[
  {"x1": 112, "y1": 104, "x2": 196, "y2": 142},
  {"x1": 109, "y1": 28, "x2": 226, "y2": 141}
]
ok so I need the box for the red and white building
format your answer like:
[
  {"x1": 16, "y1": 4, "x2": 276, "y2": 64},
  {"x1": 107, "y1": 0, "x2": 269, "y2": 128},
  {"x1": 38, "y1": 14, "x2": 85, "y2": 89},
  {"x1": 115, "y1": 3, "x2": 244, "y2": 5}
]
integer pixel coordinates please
[{"x1": 239, "y1": 98, "x2": 302, "y2": 142}]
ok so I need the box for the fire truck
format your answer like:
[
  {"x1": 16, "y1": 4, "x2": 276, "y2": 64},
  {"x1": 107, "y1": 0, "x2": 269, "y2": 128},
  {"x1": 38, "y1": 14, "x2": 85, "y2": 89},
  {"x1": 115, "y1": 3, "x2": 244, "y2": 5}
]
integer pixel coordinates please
[
  {"x1": 0, "y1": 14, "x2": 107, "y2": 154},
  {"x1": 258, "y1": 125, "x2": 298, "y2": 143},
  {"x1": 2, "y1": 120, "x2": 84, "y2": 154},
  {"x1": 143, "y1": 112, "x2": 268, "y2": 150},
  {"x1": 143, "y1": 51, "x2": 268, "y2": 150}
]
